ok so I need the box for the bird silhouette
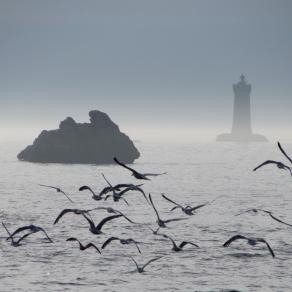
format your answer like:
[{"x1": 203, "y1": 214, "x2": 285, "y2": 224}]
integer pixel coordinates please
[
  {"x1": 113, "y1": 157, "x2": 166, "y2": 180},
  {"x1": 102, "y1": 236, "x2": 142, "y2": 253},
  {"x1": 39, "y1": 184, "x2": 74, "y2": 202},
  {"x1": 66, "y1": 237, "x2": 101, "y2": 254},
  {"x1": 130, "y1": 256, "x2": 163, "y2": 273},
  {"x1": 223, "y1": 234, "x2": 275, "y2": 258}
]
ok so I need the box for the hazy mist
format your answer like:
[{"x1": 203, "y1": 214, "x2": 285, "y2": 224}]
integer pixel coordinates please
[{"x1": 1, "y1": 0, "x2": 291, "y2": 143}]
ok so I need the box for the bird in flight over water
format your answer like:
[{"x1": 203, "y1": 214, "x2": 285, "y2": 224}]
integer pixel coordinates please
[
  {"x1": 149, "y1": 194, "x2": 187, "y2": 228},
  {"x1": 66, "y1": 237, "x2": 101, "y2": 254},
  {"x1": 102, "y1": 236, "x2": 142, "y2": 253},
  {"x1": 2, "y1": 222, "x2": 34, "y2": 247},
  {"x1": 130, "y1": 256, "x2": 163, "y2": 273},
  {"x1": 223, "y1": 234, "x2": 275, "y2": 258},
  {"x1": 113, "y1": 157, "x2": 166, "y2": 180},
  {"x1": 159, "y1": 233, "x2": 199, "y2": 252},
  {"x1": 39, "y1": 184, "x2": 74, "y2": 203},
  {"x1": 161, "y1": 193, "x2": 213, "y2": 216}
]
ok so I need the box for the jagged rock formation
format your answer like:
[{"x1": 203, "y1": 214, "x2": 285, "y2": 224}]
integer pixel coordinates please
[{"x1": 17, "y1": 110, "x2": 140, "y2": 164}]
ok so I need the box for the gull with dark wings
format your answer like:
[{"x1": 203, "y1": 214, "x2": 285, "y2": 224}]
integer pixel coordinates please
[
  {"x1": 161, "y1": 193, "x2": 211, "y2": 216},
  {"x1": 160, "y1": 233, "x2": 199, "y2": 252},
  {"x1": 102, "y1": 236, "x2": 142, "y2": 253},
  {"x1": 66, "y1": 237, "x2": 101, "y2": 254},
  {"x1": 54, "y1": 208, "x2": 98, "y2": 225},
  {"x1": 223, "y1": 234, "x2": 275, "y2": 258},
  {"x1": 130, "y1": 256, "x2": 163, "y2": 273},
  {"x1": 2, "y1": 222, "x2": 34, "y2": 247},
  {"x1": 113, "y1": 157, "x2": 166, "y2": 180},
  {"x1": 149, "y1": 194, "x2": 187, "y2": 228},
  {"x1": 79, "y1": 185, "x2": 105, "y2": 201},
  {"x1": 253, "y1": 160, "x2": 292, "y2": 175},
  {"x1": 82, "y1": 213, "x2": 123, "y2": 235},
  {"x1": 236, "y1": 208, "x2": 292, "y2": 228},
  {"x1": 39, "y1": 184, "x2": 74, "y2": 203},
  {"x1": 5, "y1": 224, "x2": 53, "y2": 243}
]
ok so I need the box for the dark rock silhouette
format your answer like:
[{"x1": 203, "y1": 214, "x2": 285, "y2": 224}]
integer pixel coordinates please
[
  {"x1": 217, "y1": 75, "x2": 268, "y2": 142},
  {"x1": 17, "y1": 110, "x2": 140, "y2": 164}
]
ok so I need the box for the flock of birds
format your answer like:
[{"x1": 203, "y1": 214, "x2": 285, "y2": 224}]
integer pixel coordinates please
[{"x1": 2, "y1": 143, "x2": 292, "y2": 274}]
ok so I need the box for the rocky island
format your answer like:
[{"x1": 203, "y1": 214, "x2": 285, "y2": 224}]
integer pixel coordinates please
[{"x1": 17, "y1": 110, "x2": 140, "y2": 164}]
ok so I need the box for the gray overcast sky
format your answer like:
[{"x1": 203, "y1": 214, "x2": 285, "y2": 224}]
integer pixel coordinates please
[{"x1": 0, "y1": 0, "x2": 291, "y2": 142}]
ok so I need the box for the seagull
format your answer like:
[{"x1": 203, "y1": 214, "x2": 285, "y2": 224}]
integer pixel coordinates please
[
  {"x1": 79, "y1": 186, "x2": 104, "y2": 201},
  {"x1": 5, "y1": 224, "x2": 53, "y2": 243},
  {"x1": 147, "y1": 226, "x2": 161, "y2": 235},
  {"x1": 130, "y1": 256, "x2": 163, "y2": 273},
  {"x1": 149, "y1": 194, "x2": 187, "y2": 228},
  {"x1": 253, "y1": 160, "x2": 292, "y2": 175},
  {"x1": 113, "y1": 157, "x2": 166, "y2": 180},
  {"x1": 54, "y1": 208, "x2": 98, "y2": 225},
  {"x1": 90, "y1": 207, "x2": 138, "y2": 224},
  {"x1": 278, "y1": 141, "x2": 292, "y2": 164},
  {"x1": 236, "y1": 208, "x2": 292, "y2": 228},
  {"x1": 223, "y1": 235, "x2": 275, "y2": 258},
  {"x1": 81, "y1": 213, "x2": 123, "y2": 235},
  {"x1": 161, "y1": 194, "x2": 211, "y2": 216},
  {"x1": 39, "y1": 184, "x2": 74, "y2": 203},
  {"x1": 105, "y1": 185, "x2": 149, "y2": 205},
  {"x1": 102, "y1": 237, "x2": 142, "y2": 253},
  {"x1": 160, "y1": 234, "x2": 199, "y2": 252},
  {"x1": 2, "y1": 222, "x2": 34, "y2": 247},
  {"x1": 66, "y1": 237, "x2": 101, "y2": 254}
]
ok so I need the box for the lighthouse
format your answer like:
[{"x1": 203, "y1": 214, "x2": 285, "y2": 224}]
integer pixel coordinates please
[{"x1": 217, "y1": 75, "x2": 267, "y2": 142}]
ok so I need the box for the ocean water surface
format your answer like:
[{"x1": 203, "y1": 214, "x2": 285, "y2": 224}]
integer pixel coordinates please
[{"x1": 0, "y1": 141, "x2": 292, "y2": 292}]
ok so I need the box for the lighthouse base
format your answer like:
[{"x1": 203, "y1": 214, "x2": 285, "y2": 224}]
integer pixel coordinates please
[{"x1": 216, "y1": 132, "x2": 268, "y2": 142}]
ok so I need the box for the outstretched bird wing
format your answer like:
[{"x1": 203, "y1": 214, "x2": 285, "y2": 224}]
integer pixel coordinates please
[
  {"x1": 143, "y1": 172, "x2": 167, "y2": 177},
  {"x1": 37, "y1": 226, "x2": 53, "y2": 242},
  {"x1": 161, "y1": 194, "x2": 183, "y2": 209},
  {"x1": 278, "y1": 142, "x2": 292, "y2": 164},
  {"x1": 96, "y1": 214, "x2": 123, "y2": 231},
  {"x1": 253, "y1": 160, "x2": 280, "y2": 171},
  {"x1": 16, "y1": 232, "x2": 34, "y2": 245},
  {"x1": 142, "y1": 256, "x2": 163, "y2": 270},
  {"x1": 130, "y1": 256, "x2": 140, "y2": 271},
  {"x1": 265, "y1": 212, "x2": 292, "y2": 228},
  {"x1": 84, "y1": 243, "x2": 101, "y2": 254},
  {"x1": 101, "y1": 173, "x2": 112, "y2": 187},
  {"x1": 148, "y1": 194, "x2": 161, "y2": 221},
  {"x1": 6, "y1": 225, "x2": 33, "y2": 240},
  {"x1": 113, "y1": 157, "x2": 138, "y2": 174},
  {"x1": 164, "y1": 218, "x2": 187, "y2": 223},
  {"x1": 38, "y1": 184, "x2": 58, "y2": 190},
  {"x1": 190, "y1": 203, "x2": 209, "y2": 212},
  {"x1": 179, "y1": 241, "x2": 199, "y2": 248},
  {"x1": 79, "y1": 185, "x2": 95, "y2": 194},
  {"x1": 263, "y1": 240, "x2": 275, "y2": 258},
  {"x1": 223, "y1": 235, "x2": 248, "y2": 247},
  {"x1": 101, "y1": 237, "x2": 119, "y2": 249},
  {"x1": 54, "y1": 209, "x2": 76, "y2": 224}
]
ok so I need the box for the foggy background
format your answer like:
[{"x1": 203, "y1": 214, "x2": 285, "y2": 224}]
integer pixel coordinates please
[{"x1": 0, "y1": 0, "x2": 291, "y2": 143}]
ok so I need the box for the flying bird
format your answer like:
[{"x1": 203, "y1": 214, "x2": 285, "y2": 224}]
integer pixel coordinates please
[
  {"x1": 160, "y1": 234, "x2": 199, "y2": 252},
  {"x1": 54, "y1": 208, "x2": 97, "y2": 225},
  {"x1": 2, "y1": 222, "x2": 34, "y2": 247},
  {"x1": 223, "y1": 235, "x2": 275, "y2": 258},
  {"x1": 161, "y1": 194, "x2": 211, "y2": 216},
  {"x1": 79, "y1": 185, "x2": 105, "y2": 201},
  {"x1": 253, "y1": 160, "x2": 292, "y2": 175},
  {"x1": 149, "y1": 194, "x2": 187, "y2": 228},
  {"x1": 236, "y1": 208, "x2": 292, "y2": 228},
  {"x1": 66, "y1": 237, "x2": 101, "y2": 254},
  {"x1": 5, "y1": 224, "x2": 53, "y2": 243},
  {"x1": 130, "y1": 256, "x2": 163, "y2": 273},
  {"x1": 102, "y1": 236, "x2": 142, "y2": 253},
  {"x1": 82, "y1": 213, "x2": 123, "y2": 235},
  {"x1": 113, "y1": 157, "x2": 166, "y2": 180},
  {"x1": 278, "y1": 141, "x2": 292, "y2": 164},
  {"x1": 39, "y1": 184, "x2": 74, "y2": 203}
]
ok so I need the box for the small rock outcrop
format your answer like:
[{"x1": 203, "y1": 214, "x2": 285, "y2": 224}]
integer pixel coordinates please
[{"x1": 17, "y1": 110, "x2": 140, "y2": 164}]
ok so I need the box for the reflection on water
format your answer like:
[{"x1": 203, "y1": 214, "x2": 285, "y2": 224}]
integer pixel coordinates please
[{"x1": 0, "y1": 141, "x2": 292, "y2": 291}]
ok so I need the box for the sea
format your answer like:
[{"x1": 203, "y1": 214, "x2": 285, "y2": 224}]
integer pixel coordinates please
[{"x1": 1, "y1": 141, "x2": 292, "y2": 292}]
